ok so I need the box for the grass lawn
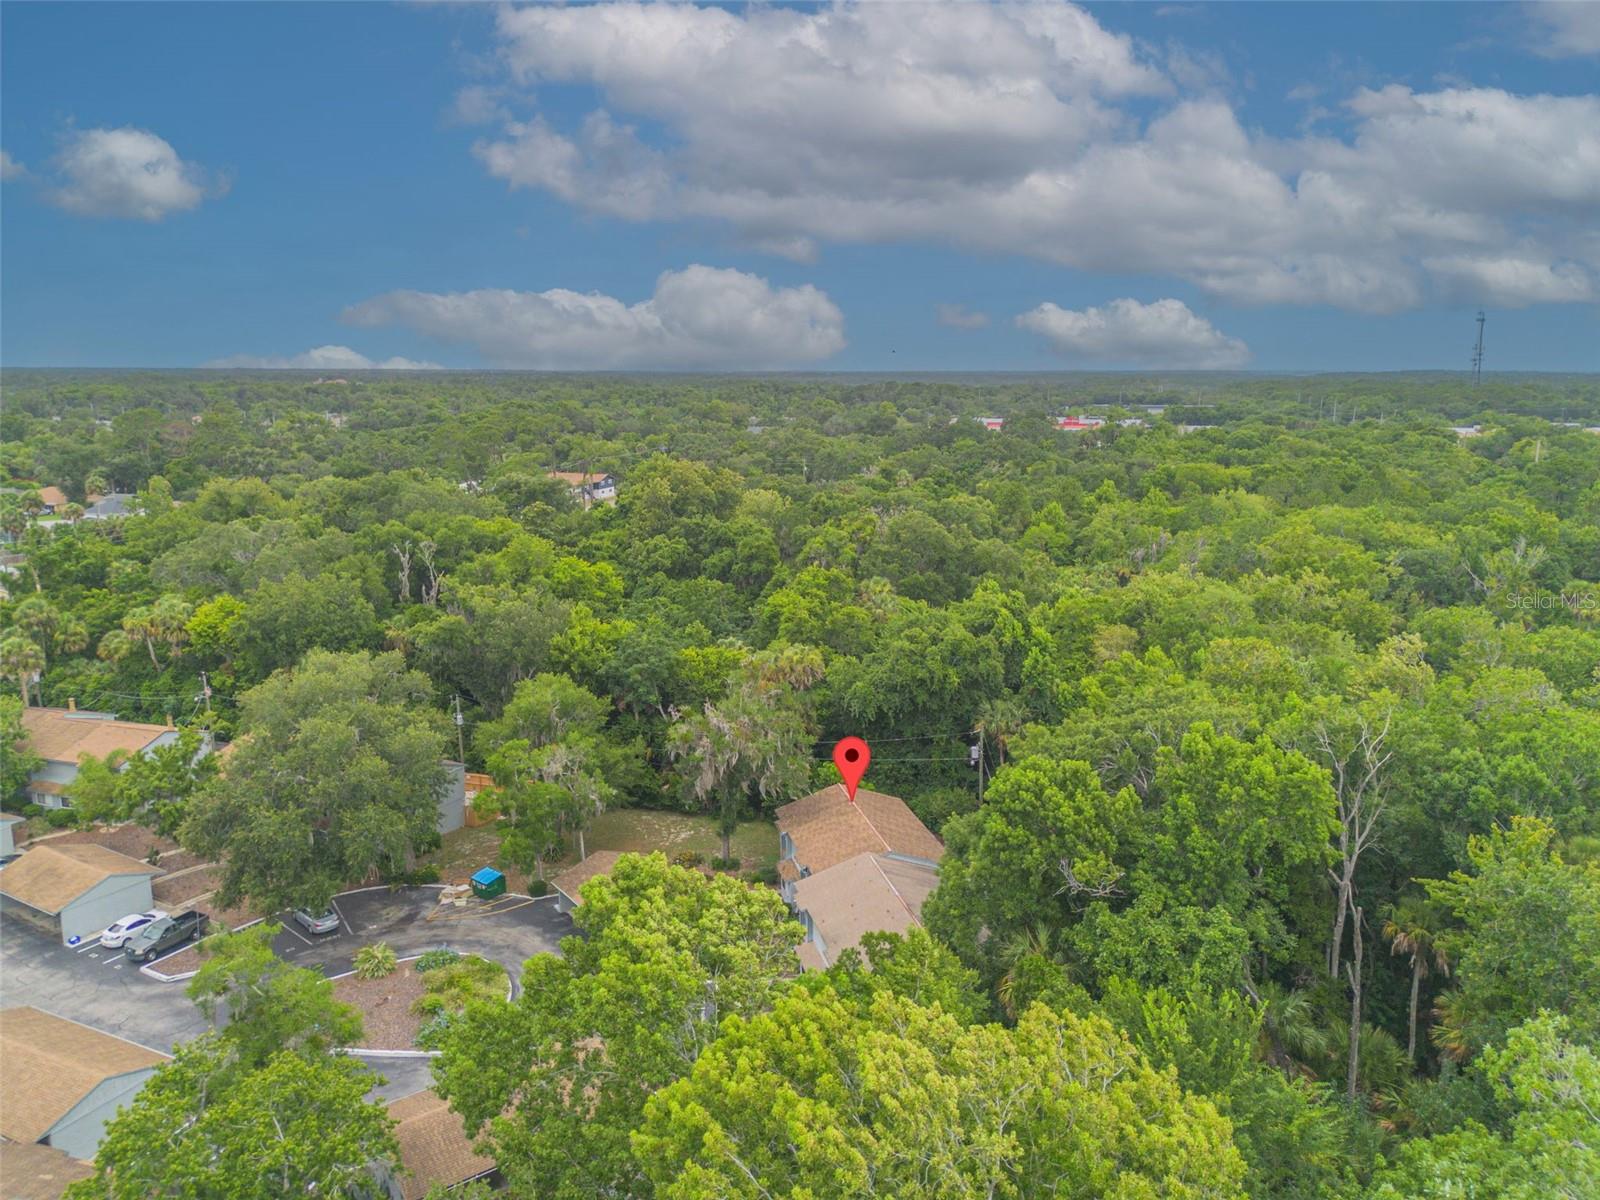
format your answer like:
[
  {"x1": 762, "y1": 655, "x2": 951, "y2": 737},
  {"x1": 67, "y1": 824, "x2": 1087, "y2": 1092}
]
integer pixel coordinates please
[{"x1": 422, "y1": 808, "x2": 779, "y2": 893}]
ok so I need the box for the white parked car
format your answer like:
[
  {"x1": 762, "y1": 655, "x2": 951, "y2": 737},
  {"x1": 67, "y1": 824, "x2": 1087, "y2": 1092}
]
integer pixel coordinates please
[{"x1": 100, "y1": 910, "x2": 168, "y2": 949}]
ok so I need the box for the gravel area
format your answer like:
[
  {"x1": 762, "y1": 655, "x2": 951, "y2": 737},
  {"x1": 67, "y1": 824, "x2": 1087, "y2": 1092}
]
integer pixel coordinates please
[
  {"x1": 34, "y1": 824, "x2": 179, "y2": 861},
  {"x1": 202, "y1": 895, "x2": 264, "y2": 933},
  {"x1": 333, "y1": 962, "x2": 429, "y2": 1050},
  {"x1": 153, "y1": 866, "x2": 223, "y2": 906}
]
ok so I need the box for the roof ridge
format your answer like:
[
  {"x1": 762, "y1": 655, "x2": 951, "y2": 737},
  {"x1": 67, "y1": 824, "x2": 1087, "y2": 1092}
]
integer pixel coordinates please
[
  {"x1": 868, "y1": 854, "x2": 923, "y2": 928},
  {"x1": 851, "y1": 790, "x2": 892, "y2": 853}
]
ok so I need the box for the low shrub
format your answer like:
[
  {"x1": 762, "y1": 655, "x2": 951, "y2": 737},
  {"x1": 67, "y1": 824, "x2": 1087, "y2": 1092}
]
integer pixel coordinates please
[
  {"x1": 412, "y1": 993, "x2": 448, "y2": 1017},
  {"x1": 709, "y1": 855, "x2": 741, "y2": 871},
  {"x1": 415, "y1": 948, "x2": 461, "y2": 973},
  {"x1": 353, "y1": 942, "x2": 397, "y2": 980},
  {"x1": 671, "y1": 850, "x2": 705, "y2": 868},
  {"x1": 529, "y1": 879, "x2": 550, "y2": 897},
  {"x1": 751, "y1": 863, "x2": 780, "y2": 887},
  {"x1": 384, "y1": 864, "x2": 441, "y2": 887},
  {"x1": 415, "y1": 1011, "x2": 457, "y2": 1050},
  {"x1": 411, "y1": 954, "x2": 507, "y2": 1016},
  {"x1": 43, "y1": 808, "x2": 78, "y2": 829}
]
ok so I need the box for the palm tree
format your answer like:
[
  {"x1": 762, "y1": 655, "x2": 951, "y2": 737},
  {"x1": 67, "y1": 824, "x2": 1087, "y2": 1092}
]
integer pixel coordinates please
[
  {"x1": 1256, "y1": 982, "x2": 1335, "y2": 1074},
  {"x1": 748, "y1": 643, "x2": 825, "y2": 692},
  {"x1": 1383, "y1": 896, "x2": 1451, "y2": 1063},
  {"x1": 995, "y1": 921, "x2": 1066, "y2": 1019},
  {"x1": 54, "y1": 616, "x2": 90, "y2": 656},
  {"x1": 0, "y1": 634, "x2": 45, "y2": 706},
  {"x1": 97, "y1": 628, "x2": 134, "y2": 664},
  {"x1": 150, "y1": 594, "x2": 194, "y2": 659},
  {"x1": 84, "y1": 469, "x2": 111, "y2": 499},
  {"x1": 12, "y1": 597, "x2": 59, "y2": 653},
  {"x1": 58, "y1": 502, "x2": 85, "y2": 524},
  {"x1": 976, "y1": 695, "x2": 1029, "y2": 769},
  {"x1": 122, "y1": 606, "x2": 162, "y2": 667}
]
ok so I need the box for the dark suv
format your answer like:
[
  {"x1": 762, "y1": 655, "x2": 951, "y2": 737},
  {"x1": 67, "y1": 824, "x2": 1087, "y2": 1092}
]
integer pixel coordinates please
[{"x1": 124, "y1": 910, "x2": 207, "y2": 963}]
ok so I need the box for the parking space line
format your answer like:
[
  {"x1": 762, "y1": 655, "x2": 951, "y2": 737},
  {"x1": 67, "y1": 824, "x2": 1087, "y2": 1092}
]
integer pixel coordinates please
[
  {"x1": 280, "y1": 921, "x2": 314, "y2": 947},
  {"x1": 329, "y1": 897, "x2": 350, "y2": 933}
]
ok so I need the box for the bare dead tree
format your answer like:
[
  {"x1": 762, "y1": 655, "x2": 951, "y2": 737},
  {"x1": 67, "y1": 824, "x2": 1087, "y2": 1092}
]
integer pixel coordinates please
[
  {"x1": 1056, "y1": 859, "x2": 1126, "y2": 899},
  {"x1": 391, "y1": 540, "x2": 413, "y2": 604},
  {"x1": 417, "y1": 540, "x2": 442, "y2": 606},
  {"x1": 1308, "y1": 707, "x2": 1394, "y2": 982}
]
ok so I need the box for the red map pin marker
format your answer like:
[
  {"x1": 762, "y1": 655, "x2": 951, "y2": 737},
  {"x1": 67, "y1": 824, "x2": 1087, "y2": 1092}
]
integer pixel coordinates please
[{"x1": 833, "y1": 737, "x2": 870, "y2": 802}]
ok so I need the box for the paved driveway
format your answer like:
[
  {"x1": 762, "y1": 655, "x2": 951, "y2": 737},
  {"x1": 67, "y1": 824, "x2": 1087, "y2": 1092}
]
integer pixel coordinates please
[
  {"x1": 0, "y1": 916, "x2": 211, "y2": 1049},
  {"x1": 0, "y1": 885, "x2": 572, "y2": 1099},
  {"x1": 269, "y1": 887, "x2": 573, "y2": 993}
]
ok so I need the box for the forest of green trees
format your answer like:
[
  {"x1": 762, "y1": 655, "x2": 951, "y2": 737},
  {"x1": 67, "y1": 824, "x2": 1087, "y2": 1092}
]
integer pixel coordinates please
[{"x1": 2, "y1": 369, "x2": 1597, "y2": 1198}]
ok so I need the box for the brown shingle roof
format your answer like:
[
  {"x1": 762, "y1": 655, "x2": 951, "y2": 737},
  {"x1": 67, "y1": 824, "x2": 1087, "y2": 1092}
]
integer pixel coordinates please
[
  {"x1": 776, "y1": 784, "x2": 943, "y2": 874},
  {"x1": 0, "y1": 844, "x2": 159, "y2": 914},
  {"x1": 0, "y1": 1141, "x2": 95, "y2": 1196},
  {"x1": 0, "y1": 1008, "x2": 168, "y2": 1144},
  {"x1": 551, "y1": 850, "x2": 623, "y2": 904},
  {"x1": 791, "y1": 851, "x2": 938, "y2": 969},
  {"x1": 36, "y1": 487, "x2": 69, "y2": 509},
  {"x1": 19, "y1": 708, "x2": 171, "y2": 765},
  {"x1": 387, "y1": 1090, "x2": 495, "y2": 1200},
  {"x1": 546, "y1": 471, "x2": 609, "y2": 486}
]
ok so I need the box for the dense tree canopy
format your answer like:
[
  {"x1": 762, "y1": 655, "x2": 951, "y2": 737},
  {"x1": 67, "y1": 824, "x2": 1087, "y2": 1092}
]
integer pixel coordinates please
[{"x1": 5, "y1": 370, "x2": 1599, "y2": 1197}]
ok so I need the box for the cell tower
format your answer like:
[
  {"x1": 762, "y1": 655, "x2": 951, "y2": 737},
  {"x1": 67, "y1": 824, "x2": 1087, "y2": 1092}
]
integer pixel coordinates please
[{"x1": 1471, "y1": 311, "x2": 1485, "y2": 385}]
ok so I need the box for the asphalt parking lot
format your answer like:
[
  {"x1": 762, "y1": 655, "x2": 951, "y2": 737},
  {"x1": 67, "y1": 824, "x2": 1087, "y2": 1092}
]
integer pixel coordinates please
[
  {"x1": 0, "y1": 885, "x2": 573, "y2": 1099},
  {"x1": 267, "y1": 886, "x2": 573, "y2": 992}
]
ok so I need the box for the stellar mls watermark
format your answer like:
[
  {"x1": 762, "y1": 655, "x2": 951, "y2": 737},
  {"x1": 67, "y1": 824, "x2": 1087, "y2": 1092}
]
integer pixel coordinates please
[{"x1": 1505, "y1": 590, "x2": 1598, "y2": 614}]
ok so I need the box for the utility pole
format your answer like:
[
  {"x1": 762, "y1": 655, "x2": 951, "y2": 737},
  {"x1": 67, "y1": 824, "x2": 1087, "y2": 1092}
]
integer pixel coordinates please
[
  {"x1": 971, "y1": 735, "x2": 986, "y2": 805},
  {"x1": 452, "y1": 694, "x2": 466, "y2": 763},
  {"x1": 1471, "y1": 311, "x2": 1486, "y2": 385},
  {"x1": 198, "y1": 671, "x2": 212, "y2": 713}
]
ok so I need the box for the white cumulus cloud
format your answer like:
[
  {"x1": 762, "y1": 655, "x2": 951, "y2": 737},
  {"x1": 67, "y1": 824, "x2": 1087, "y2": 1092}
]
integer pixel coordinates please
[
  {"x1": 205, "y1": 345, "x2": 442, "y2": 370},
  {"x1": 1016, "y1": 297, "x2": 1250, "y2": 368},
  {"x1": 466, "y1": 1, "x2": 1600, "y2": 313},
  {"x1": 341, "y1": 265, "x2": 846, "y2": 369},
  {"x1": 1526, "y1": 1, "x2": 1600, "y2": 57},
  {"x1": 0, "y1": 150, "x2": 26, "y2": 182},
  {"x1": 49, "y1": 127, "x2": 218, "y2": 221}
]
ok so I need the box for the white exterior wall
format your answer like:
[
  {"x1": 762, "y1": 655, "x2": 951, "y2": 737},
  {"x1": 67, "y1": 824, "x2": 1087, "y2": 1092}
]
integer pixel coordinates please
[
  {"x1": 27, "y1": 730, "x2": 183, "y2": 809},
  {"x1": 0, "y1": 817, "x2": 18, "y2": 856},
  {"x1": 46, "y1": 1069, "x2": 158, "y2": 1160},
  {"x1": 58, "y1": 874, "x2": 156, "y2": 946},
  {"x1": 26, "y1": 761, "x2": 77, "y2": 809},
  {"x1": 437, "y1": 762, "x2": 467, "y2": 835}
]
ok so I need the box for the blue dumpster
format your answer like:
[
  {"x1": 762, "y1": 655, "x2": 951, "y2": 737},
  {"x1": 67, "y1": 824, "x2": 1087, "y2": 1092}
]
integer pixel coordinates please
[{"x1": 470, "y1": 866, "x2": 506, "y2": 900}]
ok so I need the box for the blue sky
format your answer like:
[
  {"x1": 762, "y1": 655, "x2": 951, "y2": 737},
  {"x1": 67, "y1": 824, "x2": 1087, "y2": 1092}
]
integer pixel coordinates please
[{"x1": 2, "y1": 1, "x2": 1596, "y2": 372}]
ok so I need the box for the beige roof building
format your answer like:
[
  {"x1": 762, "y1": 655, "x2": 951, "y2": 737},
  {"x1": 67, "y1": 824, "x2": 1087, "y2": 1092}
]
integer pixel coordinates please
[
  {"x1": 0, "y1": 844, "x2": 160, "y2": 946},
  {"x1": 790, "y1": 852, "x2": 939, "y2": 969},
  {"x1": 380, "y1": 1090, "x2": 496, "y2": 1200},
  {"x1": 19, "y1": 708, "x2": 175, "y2": 766},
  {"x1": 775, "y1": 784, "x2": 943, "y2": 971},
  {"x1": 36, "y1": 487, "x2": 69, "y2": 511},
  {"x1": 551, "y1": 850, "x2": 622, "y2": 914},
  {"x1": 0, "y1": 845, "x2": 159, "y2": 916},
  {"x1": 0, "y1": 1141, "x2": 95, "y2": 1198},
  {"x1": 776, "y1": 784, "x2": 943, "y2": 875},
  {"x1": 0, "y1": 1008, "x2": 169, "y2": 1160}
]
